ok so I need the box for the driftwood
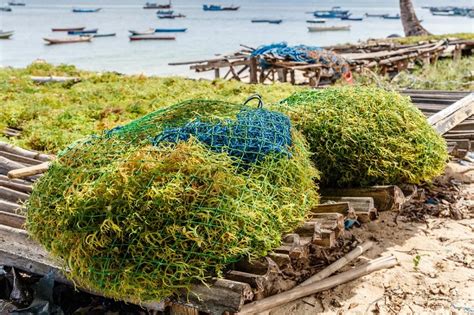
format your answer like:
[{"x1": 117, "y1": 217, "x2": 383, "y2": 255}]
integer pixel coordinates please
[
  {"x1": 0, "y1": 179, "x2": 33, "y2": 193},
  {"x1": 321, "y1": 186, "x2": 405, "y2": 212},
  {"x1": 237, "y1": 255, "x2": 398, "y2": 314},
  {"x1": 0, "y1": 142, "x2": 52, "y2": 162},
  {"x1": 0, "y1": 199, "x2": 20, "y2": 213},
  {"x1": 0, "y1": 211, "x2": 25, "y2": 229},
  {"x1": 0, "y1": 186, "x2": 29, "y2": 203},
  {"x1": 320, "y1": 197, "x2": 378, "y2": 223},
  {"x1": 0, "y1": 156, "x2": 26, "y2": 174},
  {"x1": 8, "y1": 162, "x2": 50, "y2": 179},
  {"x1": 428, "y1": 93, "x2": 474, "y2": 135},
  {"x1": 312, "y1": 202, "x2": 356, "y2": 217}
]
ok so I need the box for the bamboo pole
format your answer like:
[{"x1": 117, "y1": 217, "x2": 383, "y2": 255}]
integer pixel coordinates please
[
  {"x1": 298, "y1": 241, "x2": 374, "y2": 287},
  {"x1": 8, "y1": 162, "x2": 50, "y2": 179},
  {"x1": 237, "y1": 256, "x2": 398, "y2": 314},
  {"x1": 0, "y1": 142, "x2": 52, "y2": 162}
]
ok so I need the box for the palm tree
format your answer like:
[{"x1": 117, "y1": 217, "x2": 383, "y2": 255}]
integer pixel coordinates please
[{"x1": 400, "y1": 0, "x2": 430, "y2": 36}]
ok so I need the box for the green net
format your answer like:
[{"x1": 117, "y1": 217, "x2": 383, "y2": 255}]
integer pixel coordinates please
[
  {"x1": 275, "y1": 86, "x2": 448, "y2": 187},
  {"x1": 27, "y1": 97, "x2": 320, "y2": 302}
]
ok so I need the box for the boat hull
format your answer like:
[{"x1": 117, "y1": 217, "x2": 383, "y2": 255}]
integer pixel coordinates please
[
  {"x1": 308, "y1": 25, "x2": 350, "y2": 32},
  {"x1": 129, "y1": 35, "x2": 176, "y2": 41},
  {"x1": 155, "y1": 28, "x2": 187, "y2": 32},
  {"x1": 251, "y1": 19, "x2": 283, "y2": 24},
  {"x1": 0, "y1": 31, "x2": 14, "y2": 39},
  {"x1": 52, "y1": 27, "x2": 86, "y2": 32},
  {"x1": 44, "y1": 36, "x2": 92, "y2": 44}
]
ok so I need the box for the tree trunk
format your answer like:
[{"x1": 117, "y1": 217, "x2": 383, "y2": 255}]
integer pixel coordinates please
[{"x1": 400, "y1": 0, "x2": 430, "y2": 36}]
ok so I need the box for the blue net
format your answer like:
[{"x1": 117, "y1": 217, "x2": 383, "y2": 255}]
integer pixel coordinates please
[{"x1": 152, "y1": 106, "x2": 293, "y2": 166}]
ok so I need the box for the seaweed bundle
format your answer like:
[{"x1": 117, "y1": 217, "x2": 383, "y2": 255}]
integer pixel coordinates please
[
  {"x1": 277, "y1": 86, "x2": 447, "y2": 187},
  {"x1": 26, "y1": 99, "x2": 319, "y2": 302}
]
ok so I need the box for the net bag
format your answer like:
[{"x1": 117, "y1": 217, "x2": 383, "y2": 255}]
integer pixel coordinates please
[
  {"x1": 276, "y1": 86, "x2": 447, "y2": 187},
  {"x1": 27, "y1": 96, "x2": 319, "y2": 302}
]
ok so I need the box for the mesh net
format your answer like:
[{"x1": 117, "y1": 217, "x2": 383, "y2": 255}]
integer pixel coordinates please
[{"x1": 27, "y1": 97, "x2": 319, "y2": 302}]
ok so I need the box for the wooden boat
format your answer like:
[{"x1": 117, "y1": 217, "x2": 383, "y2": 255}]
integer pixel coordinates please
[
  {"x1": 155, "y1": 28, "x2": 187, "y2": 32},
  {"x1": 8, "y1": 1, "x2": 25, "y2": 6},
  {"x1": 306, "y1": 19, "x2": 326, "y2": 23},
  {"x1": 93, "y1": 33, "x2": 116, "y2": 38},
  {"x1": 143, "y1": 1, "x2": 171, "y2": 9},
  {"x1": 308, "y1": 25, "x2": 350, "y2": 32},
  {"x1": 341, "y1": 16, "x2": 363, "y2": 21},
  {"x1": 203, "y1": 4, "x2": 239, "y2": 11},
  {"x1": 129, "y1": 35, "x2": 175, "y2": 41},
  {"x1": 67, "y1": 28, "x2": 98, "y2": 35},
  {"x1": 0, "y1": 30, "x2": 14, "y2": 39},
  {"x1": 364, "y1": 13, "x2": 388, "y2": 17},
  {"x1": 158, "y1": 13, "x2": 185, "y2": 19},
  {"x1": 129, "y1": 29, "x2": 155, "y2": 35},
  {"x1": 0, "y1": 6, "x2": 12, "y2": 11},
  {"x1": 382, "y1": 14, "x2": 400, "y2": 19},
  {"x1": 251, "y1": 19, "x2": 283, "y2": 24},
  {"x1": 156, "y1": 10, "x2": 173, "y2": 15},
  {"x1": 313, "y1": 8, "x2": 350, "y2": 19},
  {"x1": 72, "y1": 8, "x2": 101, "y2": 13},
  {"x1": 52, "y1": 26, "x2": 85, "y2": 32},
  {"x1": 43, "y1": 36, "x2": 92, "y2": 45}
]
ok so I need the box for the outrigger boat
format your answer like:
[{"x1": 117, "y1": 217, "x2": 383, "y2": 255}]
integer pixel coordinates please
[
  {"x1": 155, "y1": 28, "x2": 187, "y2": 32},
  {"x1": 156, "y1": 10, "x2": 173, "y2": 15},
  {"x1": 382, "y1": 14, "x2": 400, "y2": 19},
  {"x1": 129, "y1": 29, "x2": 155, "y2": 36},
  {"x1": 129, "y1": 35, "x2": 175, "y2": 41},
  {"x1": 93, "y1": 33, "x2": 116, "y2": 38},
  {"x1": 251, "y1": 19, "x2": 283, "y2": 24},
  {"x1": 203, "y1": 4, "x2": 239, "y2": 11},
  {"x1": 43, "y1": 36, "x2": 92, "y2": 45},
  {"x1": 306, "y1": 19, "x2": 326, "y2": 23},
  {"x1": 8, "y1": 1, "x2": 25, "y2": 6},
  {"x1": 67, "y1": 28, "x2": 98, "y2": 35},
  {"x1": 52, "y1": 26, "x2": 85, "y2": 32},
  {"x1": 158, "y1": 13, "x2": 186, "y2": 19},
  {"x1": 308, "y1": 25, "x2": 350, "y2": 32},
  {"x1": 72, "y1": 8, "x2": 101, "y2": 13},
  {"x1": 364, "y1": 13, "x2": 389, "y2": 17},
  {"x1": 143, "y1": 1, "x2": 171, "y2": 9},
  {"x1": 0, "y1": 30, "x2": 14, "y2": 39}
]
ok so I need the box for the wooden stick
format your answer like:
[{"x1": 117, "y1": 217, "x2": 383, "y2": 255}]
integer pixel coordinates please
[
  {"x1": 0, "y1": 199, "x2": 21, "y2": 213},
  {"x1": 0, "y1": 186, "x2": 29, "y2": 203},
  {"x1": 0, "y1": 211, "x2": 25, "y2": 229},
  {"x1": 0, "y1": 179, "x2": 32, "y2": 193},
  {"x1": 298, "y1": 241, "x2": 374, "y2": 287},
  {"x1": 237, "y1": 256, "x2": 397, "y2": 314},
  {"x1": 8, "y1": 162, "x2": 50, "y2": 179},
  {"x1": 0, "y1": 142, "x2": 52, "y2": 162}
]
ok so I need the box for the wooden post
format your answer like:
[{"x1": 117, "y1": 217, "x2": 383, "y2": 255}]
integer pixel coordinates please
[
  {"x1": 290, "y1": 70, "x2": 296, "y2": 84},
  {"x1": 214, "y1": 68, "x2": 220, "y2": 79},
  {"x1": 249, "y1": 57, "x2": 258, "y2": 84}
]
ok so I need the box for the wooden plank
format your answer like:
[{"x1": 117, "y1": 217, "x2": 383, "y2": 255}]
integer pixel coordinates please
[
  {"x1": 311, "y1": 202, "x2": 355, "y2": 217},
  {"x1": 0, "y1": 199, "x2": 20, "y2": 213},
  {"x1": 8, "y1": 162, "x2": 50, "y2": 179},
  {"x1": 0, "y1": 142, "x2": 52, "y2": 162},
  {"x1": 0, "y1": 179, "x2": 33, "y2": 193},
  {"x1": 0, "y1": 156, "x2": 26, "y2": 174},
  {"x1": 0, "y1": 186, "x2": 29, "y2": 203},
  {"x1": 321, "y1": 186, "x2": 405, "y2": 212},
  {"x1": 0, "y1": 151, "x2": 43, "y2": 166},
  {"x1": 0, "y1": 211, "x2": 25, "y2": 229},
  {"x1": 428, "y1": 93, "x2": 474, "y2": 134}
]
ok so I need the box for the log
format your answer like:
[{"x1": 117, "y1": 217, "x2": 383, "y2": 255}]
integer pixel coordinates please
[
  {"x1": 0, "y1": 199, "x2": 21, "y2": 213},
  {"x1": 321, "y1": 186, "x2": 405, "y2": 212},
  {"x1": 237, "y1": 256, "x2": 398, "y2": 314},
  {"x1": 311, "y1": 202, "x2": 356, "y2": 218},
  {"x1": 428, "y1": 93, "x2": 474, "y2": 134},
  {"x1": 173, "y1": 279, "x2": 254, "y2": 314},
  {"x1": 0, "y1": 179, "x2": 33, "y2": 194},
  {"x1": 298, "y1": 241, "x2": 374, "y2": 287},
  {"x1": 0, "y1": 142, "x2": 52, "y2": 162},
  {"x1": 0, "y1": 151, "x2": 43, "y2": 166},
  {"x1": 169, "y1": 304, "x2": 199, "y2": 315},
  {"x1": 8, "y1": 162, "x2": 50, "y2": 179},
  {"x1": 0, "y1": 156, "x2": 26, "y2": 174},
  {"x1": 0, "y1": 186, "x2": 29, "y2": 203},
  {"x1": 0, "y1": 211, "x2": 25, "y2": 229}
]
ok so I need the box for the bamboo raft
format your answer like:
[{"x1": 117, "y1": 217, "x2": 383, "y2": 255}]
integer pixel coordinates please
[
  {"x1": 170, "y1": 38, "x2": 474, "y2": 87},
  {"x1": 1, "y1": 90, "x2": 472, "y2": 313}
]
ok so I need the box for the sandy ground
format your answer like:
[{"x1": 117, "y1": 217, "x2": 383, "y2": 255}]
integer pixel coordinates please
[{"x1": 270, "y1": 183, "x2": 474, "y2": 314}]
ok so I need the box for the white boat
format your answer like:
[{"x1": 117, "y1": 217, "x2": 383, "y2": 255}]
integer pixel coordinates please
[{"x1": 308, "y1": 25, "x2": 351, "y2": 32}]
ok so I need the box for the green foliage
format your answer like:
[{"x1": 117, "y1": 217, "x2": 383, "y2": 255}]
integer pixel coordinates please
[
  {"x1": 0, "y1": 63, "x2": 301, "y2": 154},
  {"x1": 277, "y1": 86, "x2": 448, "y2": 187},
  {"x1": 27, "y1": 100, "x2": 319, "y2": 302}
]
